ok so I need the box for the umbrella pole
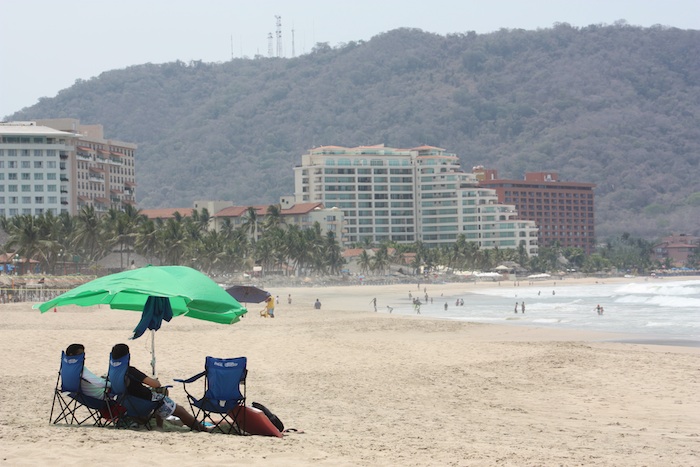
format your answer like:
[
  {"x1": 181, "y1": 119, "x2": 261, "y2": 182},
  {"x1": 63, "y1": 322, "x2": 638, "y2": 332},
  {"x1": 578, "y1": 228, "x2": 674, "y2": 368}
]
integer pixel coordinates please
[{"x1": 151, "y1": 329, "x2": 157, "y2": 377}]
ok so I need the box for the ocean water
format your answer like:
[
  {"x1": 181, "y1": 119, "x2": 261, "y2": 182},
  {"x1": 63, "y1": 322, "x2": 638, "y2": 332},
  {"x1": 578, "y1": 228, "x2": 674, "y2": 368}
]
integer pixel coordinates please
[{"x1": 385, "y1": 279, "x2": 700, "y2": 344}]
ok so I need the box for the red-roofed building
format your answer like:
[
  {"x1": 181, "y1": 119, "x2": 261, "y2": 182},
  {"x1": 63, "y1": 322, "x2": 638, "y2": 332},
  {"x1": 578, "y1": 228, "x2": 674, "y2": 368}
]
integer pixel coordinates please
[
  {"x1": 211, "y1": 197, "x2": 344, "y2": 244},
  {"x1": 652, "y1": 234, "x2": 699, "y2": 267},
  {"x1": 474, "y1": 167, "x2": 595, "y2": 255}
]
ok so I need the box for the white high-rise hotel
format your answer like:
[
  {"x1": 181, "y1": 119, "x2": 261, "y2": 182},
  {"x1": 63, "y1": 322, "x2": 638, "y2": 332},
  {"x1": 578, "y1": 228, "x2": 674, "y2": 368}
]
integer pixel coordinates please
[
  {"x1": 294, "y1": 144, "x2": 538, "y2": 254},
  {"x1": 0, "y1": 119, "x2": 136, "y2": 218}
]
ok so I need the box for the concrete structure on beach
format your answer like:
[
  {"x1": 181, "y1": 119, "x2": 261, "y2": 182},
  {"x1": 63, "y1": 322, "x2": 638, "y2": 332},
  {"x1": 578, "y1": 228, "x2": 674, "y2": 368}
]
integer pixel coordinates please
[{"x1": 293, "y1": 144, "x2": 538, "y2": 254}]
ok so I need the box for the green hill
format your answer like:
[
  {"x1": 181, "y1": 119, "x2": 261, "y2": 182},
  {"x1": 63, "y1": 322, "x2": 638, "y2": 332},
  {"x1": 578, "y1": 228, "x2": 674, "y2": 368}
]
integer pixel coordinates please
[{"x1": 9, "y1": 24, "x2": 700, "y2": 241}]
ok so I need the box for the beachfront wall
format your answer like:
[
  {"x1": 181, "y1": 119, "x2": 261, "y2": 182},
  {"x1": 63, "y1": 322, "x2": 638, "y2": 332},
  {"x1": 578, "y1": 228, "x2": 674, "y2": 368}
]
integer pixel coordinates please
[{"x1": 293, "y1": 144, "x2": 538, "y2": 255}]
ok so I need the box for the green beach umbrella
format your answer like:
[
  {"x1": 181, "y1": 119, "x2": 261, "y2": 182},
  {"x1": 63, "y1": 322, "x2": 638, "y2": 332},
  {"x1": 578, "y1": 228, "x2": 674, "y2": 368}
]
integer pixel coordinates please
[{"x1": 35, "y1": 265, "x2": 247, "y2": 375}]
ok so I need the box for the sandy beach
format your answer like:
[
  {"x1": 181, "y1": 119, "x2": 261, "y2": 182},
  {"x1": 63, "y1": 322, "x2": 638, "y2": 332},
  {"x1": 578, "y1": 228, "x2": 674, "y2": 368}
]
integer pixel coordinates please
[{"x1": 0, "y1": 278, "x2": 698, "y2": 466}]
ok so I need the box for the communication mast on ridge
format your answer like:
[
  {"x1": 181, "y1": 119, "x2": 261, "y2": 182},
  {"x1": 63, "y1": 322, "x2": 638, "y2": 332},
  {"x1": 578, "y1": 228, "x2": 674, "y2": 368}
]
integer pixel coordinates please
[
  {"x1": 275, "y1": 15, "x2": 283, "y2": 57},
  {"x1": 291, "y1": 26, "x2": 296, "y2": 57},
  {"x1": 267, "y1": 32, "x2": 273, "y2": 57}
]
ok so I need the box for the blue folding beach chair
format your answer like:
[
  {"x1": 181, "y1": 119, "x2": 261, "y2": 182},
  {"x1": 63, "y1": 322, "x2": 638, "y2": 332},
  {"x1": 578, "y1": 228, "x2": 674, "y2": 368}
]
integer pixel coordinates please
[
  {"x1": 107, "y1": 352, "x2": 162, "y2": 429},
  {"x1": 50, "y1": 351, "x2": 108, "y2": 427},
  {"x1": 175, "y1": 356, "x2": 247, "y2": 434}
]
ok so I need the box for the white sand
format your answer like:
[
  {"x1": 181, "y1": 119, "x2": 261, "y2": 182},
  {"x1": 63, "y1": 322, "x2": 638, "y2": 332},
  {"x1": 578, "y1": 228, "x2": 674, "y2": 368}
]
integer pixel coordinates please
[{"x1": 0, "y1": 278, "x2": 698, "y2": 466}]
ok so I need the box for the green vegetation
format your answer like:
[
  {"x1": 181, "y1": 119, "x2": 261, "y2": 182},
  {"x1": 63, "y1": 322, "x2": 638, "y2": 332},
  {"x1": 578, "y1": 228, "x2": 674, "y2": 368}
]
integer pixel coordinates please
[
  {"x1": 0, "y1": 206, "x2": 343, "y2": 276},
  {"x1": 0, "y1": 208, "x2": 686, "y2": 275},
  {"x1": 8, "y1": 24, "x2": 700, "y2": 240}
]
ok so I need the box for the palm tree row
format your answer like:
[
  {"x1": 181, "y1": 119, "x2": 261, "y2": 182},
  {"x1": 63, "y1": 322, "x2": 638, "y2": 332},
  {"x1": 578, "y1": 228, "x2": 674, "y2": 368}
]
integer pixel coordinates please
[
  {"x1": 1, "y1": 207, "x2": 666, "y2": 277},
  {"x1": 0, "y1": 204, "x2": 344, "y2": 276}
]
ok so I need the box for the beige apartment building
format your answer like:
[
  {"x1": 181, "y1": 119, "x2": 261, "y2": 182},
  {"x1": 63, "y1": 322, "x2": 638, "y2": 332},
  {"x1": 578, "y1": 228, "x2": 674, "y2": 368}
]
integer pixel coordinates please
[
  {"x1": 0, "y1": 119, "x2": 136, "y2": 218},
  {"x1": 37, "y1": 118, "x2": 137, "y2": 213}
]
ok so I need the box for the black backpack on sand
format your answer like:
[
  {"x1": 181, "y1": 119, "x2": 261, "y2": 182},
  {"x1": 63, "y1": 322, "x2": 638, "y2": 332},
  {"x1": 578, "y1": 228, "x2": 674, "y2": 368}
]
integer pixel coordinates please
[{"x1": 252, "y1": 401, "x2": 284, "y2": 432}]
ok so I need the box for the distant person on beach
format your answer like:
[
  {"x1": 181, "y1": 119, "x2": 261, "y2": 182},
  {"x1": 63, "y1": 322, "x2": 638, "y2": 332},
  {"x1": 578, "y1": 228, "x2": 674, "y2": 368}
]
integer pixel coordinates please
[
  {"x1": 521, "y1": 301, "x2": 525, "y2": 314},
  {"x1": 65, "y1": 343, "x2": 109, "y2": 400},
  {"x1": 386, "y1": 305, "x2": 393, "y2": 313},
  {"x1": 287, "y1": 294, "x2": 292, "y2": 305},
  {"x1": 314, "y1": 299, "x2": 321, "y2": 310},
  {"x1": 444, "y1": 302, "x2": 448, "y2": 311},
  {"x1": 413, "y1": 298, "x2": 421, "y2": 314},
  {"x1": 370, "y1": 297, "x2": 377, "y2": 312},
  {"x1": 265, "y1": 296, "x2": 275, "y2": 318},
  {"x1": 595, "y1": 304, "x2": 604, "y2": 315},
  {"x1": 514, "y1": 302, "x2": 519, "y2": 314}
]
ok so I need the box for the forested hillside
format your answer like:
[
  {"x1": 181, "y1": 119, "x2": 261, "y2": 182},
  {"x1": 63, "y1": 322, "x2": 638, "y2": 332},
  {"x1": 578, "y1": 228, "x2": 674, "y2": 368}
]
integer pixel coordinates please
[{"x1": 8, "y1": 23, "x2": 700, "y2": 240}]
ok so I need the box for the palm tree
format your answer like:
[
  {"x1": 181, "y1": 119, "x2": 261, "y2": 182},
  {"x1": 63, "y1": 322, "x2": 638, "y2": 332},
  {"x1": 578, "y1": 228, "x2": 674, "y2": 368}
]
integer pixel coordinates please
[
  {"x1": 106, "y1": 205, "x2": 144, "y2": 268},
  {"x1": 241, "y1": 207, "x2": 259, "y2": 243},
  {"x1": 191, "y1": 208, "x2": 211, "y2": 234},
  {"x1": 73, "y1": 206, "x2": 105, "y2": 262},
  {"x1": 371, "y1": 246, "x2": 390, "y2": 275},
  {"x1": 263, "y1": 204, "x2": 285, "y2": 230},
  {"x1": 323, "y1": 231, "x2": 344, "y2": 275},
  {"x1": 357, "y1": 250, "x2": 372, "y2": 274},
  {"x1": 135, "y1": 219, "x2": 160, "y2": 265}
]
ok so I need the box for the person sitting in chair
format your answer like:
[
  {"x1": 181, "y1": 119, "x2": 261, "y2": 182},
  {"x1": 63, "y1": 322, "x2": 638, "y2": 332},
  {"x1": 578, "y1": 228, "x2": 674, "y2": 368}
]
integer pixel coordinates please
[
  {"x1": 110, "y1": 343, "x2": 209, "y2": 432},
  {"x1": 65, "y1": 343, "x2": 110, "y2": 400}
]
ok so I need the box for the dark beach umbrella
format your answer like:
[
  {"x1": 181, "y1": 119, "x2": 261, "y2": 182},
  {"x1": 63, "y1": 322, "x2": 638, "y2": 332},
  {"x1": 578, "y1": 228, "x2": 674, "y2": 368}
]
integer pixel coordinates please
[{"x1": 225, "y1": 285, "x2": 271, "y2": 304}]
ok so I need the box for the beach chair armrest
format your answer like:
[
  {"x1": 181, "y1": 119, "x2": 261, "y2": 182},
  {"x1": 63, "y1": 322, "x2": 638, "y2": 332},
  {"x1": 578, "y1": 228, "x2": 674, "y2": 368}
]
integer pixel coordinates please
[{"x1": 174, "y1": 371, "x2": 206, "y2": 385}]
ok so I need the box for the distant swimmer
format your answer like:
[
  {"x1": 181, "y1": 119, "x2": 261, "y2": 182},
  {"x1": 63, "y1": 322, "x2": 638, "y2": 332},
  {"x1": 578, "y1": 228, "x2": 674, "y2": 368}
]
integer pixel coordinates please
[
  {"x1": 595, "y1": 304, "x2": 604, "y2": 315},
  {"x1": 387, "y1": 305, "x2": 393, "y2": 314},
  {"x1": 514, "y1": 302, "x2": 519, "y2": 314},
  {"x1": 521, "y1": 301, "x2": 526, "y2": 314}
]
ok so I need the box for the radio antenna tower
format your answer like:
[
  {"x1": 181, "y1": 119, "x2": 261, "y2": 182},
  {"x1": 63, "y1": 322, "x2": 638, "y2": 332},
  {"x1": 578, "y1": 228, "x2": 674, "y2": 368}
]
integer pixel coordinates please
[
  {"x1": 291, "y1": 26, "x2": 296, "y2": 57},
  {"x1": 275, "y1": 15, "x2": 283, "y2": 57},
  {"x1": 267, "y1": 32, "x2": 273, "y2": 57}
]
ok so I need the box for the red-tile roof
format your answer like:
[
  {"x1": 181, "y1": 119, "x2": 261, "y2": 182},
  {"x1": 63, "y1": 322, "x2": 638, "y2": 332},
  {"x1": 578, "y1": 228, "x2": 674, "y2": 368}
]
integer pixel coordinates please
[
  {"x1": 281, "y1": 203, "x2": 324, "y2": 215},
  {"x1": 214, "y1": 205, "x2": 267, "y2": 218}
]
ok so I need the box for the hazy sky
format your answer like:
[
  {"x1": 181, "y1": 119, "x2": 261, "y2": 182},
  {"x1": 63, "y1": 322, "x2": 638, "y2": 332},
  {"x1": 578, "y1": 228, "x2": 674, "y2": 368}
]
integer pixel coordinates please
[{"x1": 1, "y1": 0, "x2": 698, "y2": 118}]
